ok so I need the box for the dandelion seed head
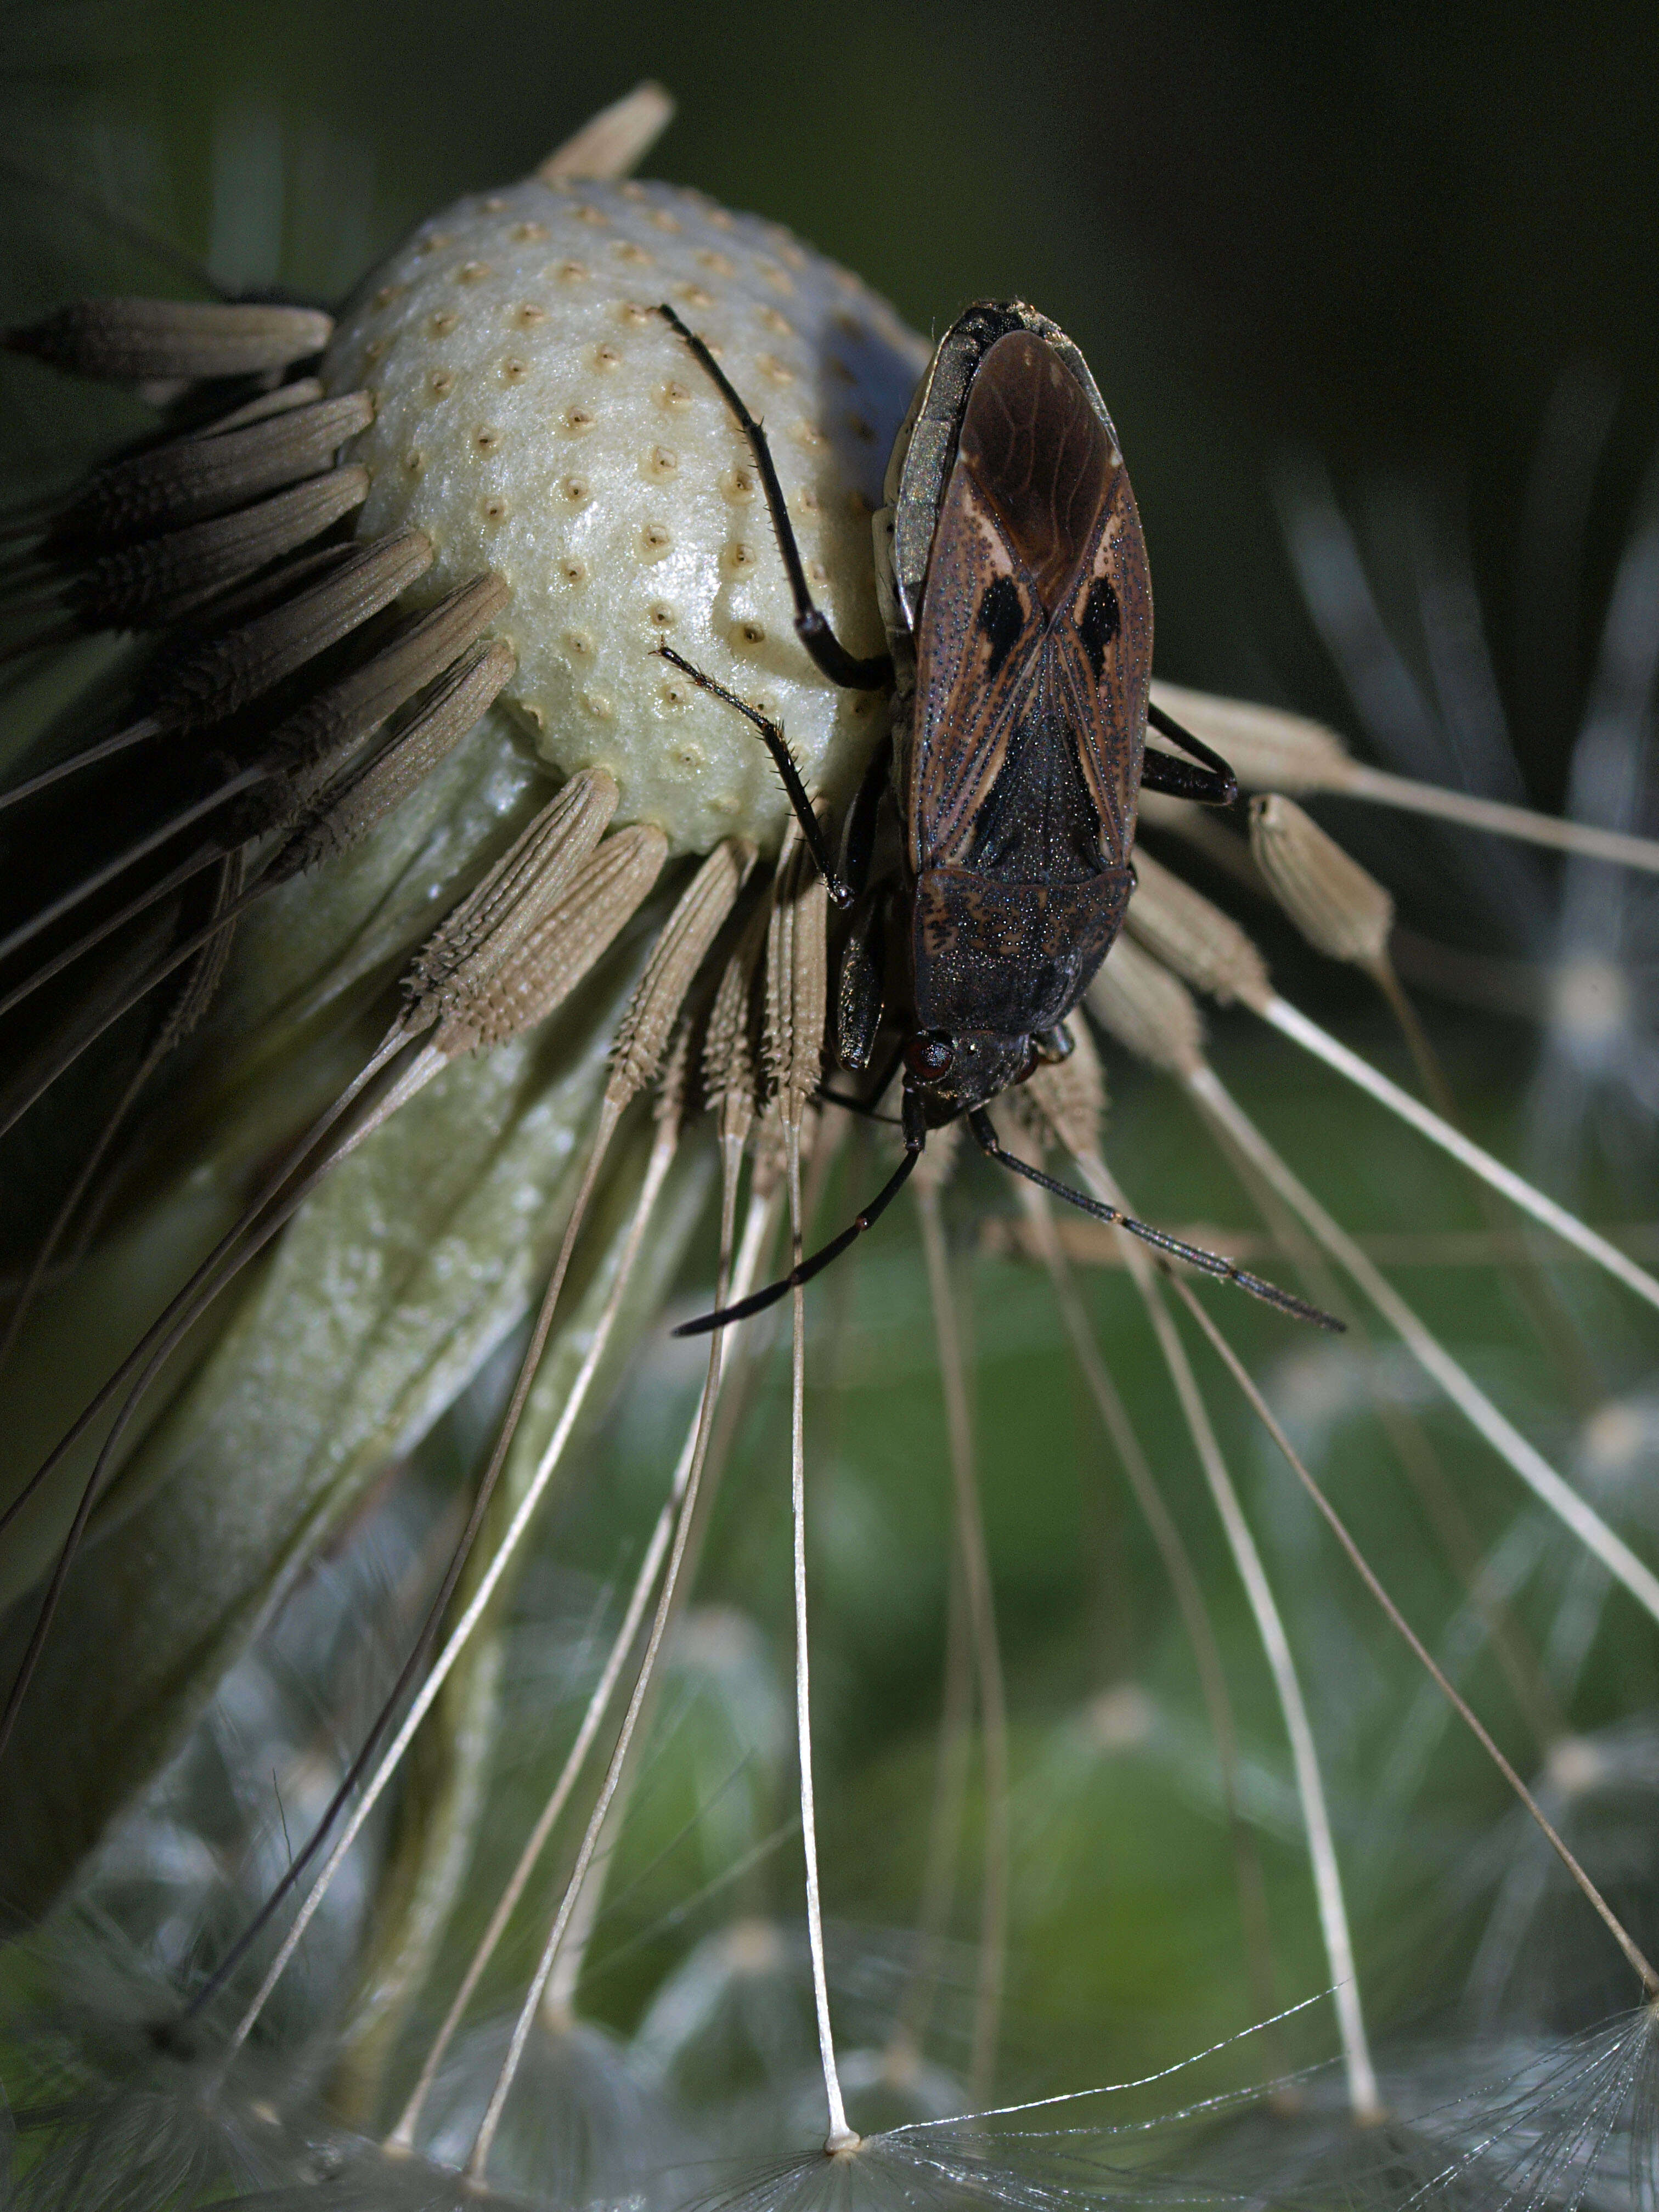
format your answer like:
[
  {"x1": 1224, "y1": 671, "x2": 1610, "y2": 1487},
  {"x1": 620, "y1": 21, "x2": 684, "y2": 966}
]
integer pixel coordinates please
[
  {"x1": 325, "y1": 180, "x2": 923, "y2": 856},
  {"x1": 412, "y1": 2011, "x2": 690, "y2": 2208},
  {"x1": 7, "y1": 71, "x2": 1658, "y2": 2212}
]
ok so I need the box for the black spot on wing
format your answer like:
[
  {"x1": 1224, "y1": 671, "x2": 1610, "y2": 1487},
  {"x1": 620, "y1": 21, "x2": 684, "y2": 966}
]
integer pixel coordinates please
[
  {"x1": 959, "y1": 653, "x2": 1106, "y2": 884},
  {"x1": 1078, "y1": 575, "x2": 1120, "y2": 681},
  {"x1": 978, "y1": 573, "x2": 1024, "y2": 679}
]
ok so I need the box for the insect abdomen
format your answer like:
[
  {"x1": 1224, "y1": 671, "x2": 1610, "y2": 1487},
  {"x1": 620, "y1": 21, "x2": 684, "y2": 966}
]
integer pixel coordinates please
[{"x1": 911, "y1": 865, "x2": 1132, "y2": 1035}]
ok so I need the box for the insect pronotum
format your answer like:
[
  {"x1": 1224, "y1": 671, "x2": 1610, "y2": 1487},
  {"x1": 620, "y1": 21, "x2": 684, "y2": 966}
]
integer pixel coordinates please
[{"x1": 655, "y1": 298, "x2": 1338, "y2": 1335}]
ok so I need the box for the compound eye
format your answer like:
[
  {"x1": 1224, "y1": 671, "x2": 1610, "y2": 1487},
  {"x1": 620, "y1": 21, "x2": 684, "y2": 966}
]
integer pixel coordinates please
[
  {"x1": 904, "y1": 1031, "x2": 956, "y2": 1082},
  {"x1": 1013, "y1": 1039, "x2": 1042, "y2": 1085}
]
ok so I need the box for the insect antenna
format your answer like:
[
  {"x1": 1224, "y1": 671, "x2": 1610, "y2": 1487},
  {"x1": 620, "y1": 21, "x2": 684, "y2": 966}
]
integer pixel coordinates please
[
  {"x1": 964, "y1": 1105, "x2": 1343, "y2": 1329},
  {"x1": 656, "y1": 645, "x2": 853, "y2": 906},
  {"x1": 656, "y1": 303, "x2": 892, "y2": 691},
  {"x1": 673, "y1": 1107, "x2": 924, "y2": 1336},
  {"x1": 815, "y1": 1084, "x2": 900, "y2": 1123}
]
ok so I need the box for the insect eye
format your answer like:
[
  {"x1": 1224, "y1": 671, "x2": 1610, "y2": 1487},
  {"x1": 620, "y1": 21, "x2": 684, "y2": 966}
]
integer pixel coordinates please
[
  {"x1": 1014, "y1": 1040, "x2": 1042, "y2": 1085},
  {"x1": 904, "y1": 1031, "x2": 956, "y2": 1082}
]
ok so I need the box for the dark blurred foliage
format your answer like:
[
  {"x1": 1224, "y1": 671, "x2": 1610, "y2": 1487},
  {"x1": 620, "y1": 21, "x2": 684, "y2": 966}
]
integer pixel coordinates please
[{"x1": 4, "y1": 0, "x2": 1656, "y2": 808}]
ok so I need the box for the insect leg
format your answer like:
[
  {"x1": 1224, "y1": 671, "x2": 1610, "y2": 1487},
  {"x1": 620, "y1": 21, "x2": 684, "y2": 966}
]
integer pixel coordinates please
[
  {"x1": 1141, "y1": 746, "x2": 1238, "y2": 807},
  {"x1": 833, "y1": 735, "x2": 892, "y2": 1064},
  {"x1": 656, "y1": 645, "x2": 852, "y2": 906},
  {"x1": 837, "y1": 731, "x2": 892, "y2": 899},
  {"x1": 820, "y1": 1033, "x2": 902, "y2": 1118},
  {"x1": 656, "y1": 302, "x2": 893, "y2": 691},
  {"x1": 1146, "y1": 701, "x2": 1240, "y2": 805},
  {"x1": 675, "y1": 1085, "x2": 926, "y2": 1335},
  {"x1": 835, "y1": 899, "x2": 884, "y2": 1070},
  {"x1": 815, "y1": 1085, "x2": 900, "y2": 1124},
  {"x1": 964, "y1": 1107, "x2": 1342, "y2": 1330}
]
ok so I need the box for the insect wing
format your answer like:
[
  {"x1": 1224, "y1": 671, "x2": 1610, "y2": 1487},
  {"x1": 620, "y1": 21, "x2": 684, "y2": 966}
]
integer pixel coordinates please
[
  {"x1": 1046, "y1": 493, "x2": 1152, "y2": 868},
  {"x1": 907, "y1": 465, "x2": 1049, "y2": 865},
  {"x1": 909, "y1": 329, "x2": 1150, "y2": 874}
]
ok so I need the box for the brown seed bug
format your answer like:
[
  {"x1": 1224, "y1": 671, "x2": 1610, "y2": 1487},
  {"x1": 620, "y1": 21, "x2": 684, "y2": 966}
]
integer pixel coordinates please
[{"x1": 658, "y1": 299, "x2": 1337, "y2": 1334}]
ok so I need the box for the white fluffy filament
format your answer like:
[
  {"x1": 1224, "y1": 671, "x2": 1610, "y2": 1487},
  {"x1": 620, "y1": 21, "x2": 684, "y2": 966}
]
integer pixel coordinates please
[
  {"x1": 1262, "y1": 991, "x2": 1659, "y2": 1316},
  {"x1": 226, "y1": 1114, "x2": 682, "y2": 2058},
  {"x1": 464, "y1": 1170, "x2": 781, "y2": 2177},
  {"x1": 388, "y1": 1180, "x2": 776, "y2": 2153},
  {"x1": 1079, "y1": 1152, "x2": 1381, "y2": 2122},
  {"x1": 1168, "y1": 1268, "x2": 1659, "y2": 2000},
  {"x1": 786, "y1": 1121, "x2": 858, "y2": 2153},
  {"x1": 1186, "y1": 1061, "x2": 1659, "y2": 1627}
]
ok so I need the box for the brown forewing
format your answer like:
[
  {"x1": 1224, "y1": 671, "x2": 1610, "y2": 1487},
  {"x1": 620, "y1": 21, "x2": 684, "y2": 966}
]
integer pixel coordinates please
[{"x1": 909, "y1": 328, "x2": 1152, "y2": 874}]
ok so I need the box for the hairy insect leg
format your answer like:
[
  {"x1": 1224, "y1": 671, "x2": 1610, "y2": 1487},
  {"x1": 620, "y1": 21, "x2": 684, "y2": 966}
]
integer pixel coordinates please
[
  {"x1": 965, "y1": 1105, "x2": 1342, "y2": 1329},
  {"x1": 1147, "y1": 698, "x2": 1241, "y2": 803},
  {"x1": 656, "y1": 301, "x2": 893, "y2": 690},
  {"x1": 655, "y1": 644, "x2": 852, "y2": 906},
  {"x1": 674, "y1": 1082, "x2": 927, "y2": 1334}
]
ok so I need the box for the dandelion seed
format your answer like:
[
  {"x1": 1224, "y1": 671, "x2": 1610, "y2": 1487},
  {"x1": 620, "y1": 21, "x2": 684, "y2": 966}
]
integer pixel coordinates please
[{"x1": 1150, "y1": 674, "x2": 1659, "y2": 877}]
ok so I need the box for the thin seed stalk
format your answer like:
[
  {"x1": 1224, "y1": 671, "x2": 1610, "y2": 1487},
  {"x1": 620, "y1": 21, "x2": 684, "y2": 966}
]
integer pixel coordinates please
[
  {"x1": 1184, "y1": 1062, "x2": 1659, "y2": 1627},
  {"x1": 1167, "y1": 1269, "x2": 1659, "y2": 2002},
  {"x1": 226, "y1": 1115, "x2": 685, "y2": 2062},
  {"x1": 1080, "y1": 1152, "x2": 1381, "y2": 2122},
  {"x1": 915, "y1": 1176, "x2": 1007, "y2": 2107}
]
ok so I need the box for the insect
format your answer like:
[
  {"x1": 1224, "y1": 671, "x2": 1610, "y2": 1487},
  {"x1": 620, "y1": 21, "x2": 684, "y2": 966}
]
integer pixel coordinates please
[{"x1": 656, "y1": 300, "x2": 1335, "y2": 1334}]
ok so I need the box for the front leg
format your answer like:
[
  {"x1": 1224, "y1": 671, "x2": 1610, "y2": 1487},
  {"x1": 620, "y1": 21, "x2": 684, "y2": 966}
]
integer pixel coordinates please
[
  {"x1": 658, "y1": 303, "x2": 893, "y2": 691},
  {"x1": 655, "y1": 646, "x2": 853, "y2": 906}
]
